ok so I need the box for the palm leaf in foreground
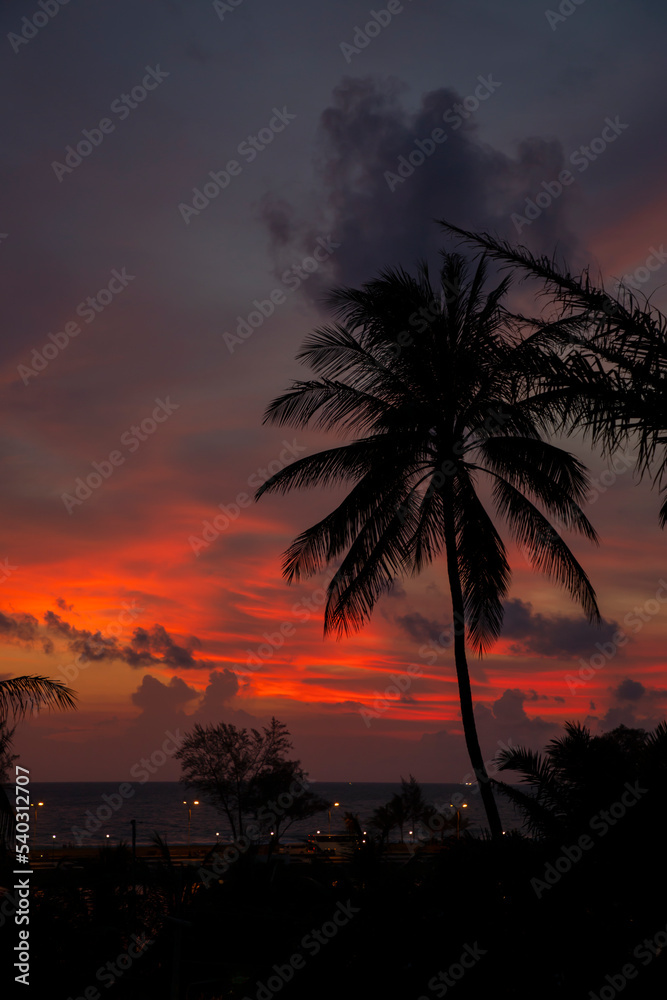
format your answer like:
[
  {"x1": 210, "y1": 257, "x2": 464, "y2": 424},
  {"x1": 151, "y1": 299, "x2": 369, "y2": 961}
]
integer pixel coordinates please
[{"x1": 0, "y1": 675, "x2": 78, "y2": 721}]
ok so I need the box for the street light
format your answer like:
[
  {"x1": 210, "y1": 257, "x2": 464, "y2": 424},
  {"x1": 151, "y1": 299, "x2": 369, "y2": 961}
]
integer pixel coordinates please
[
  {"x1": 30, "y1": 801, "x2": 43, "y2": 847},
  {"x1": 449, "y1": 802, "x2": 468, "y2": 840},
  {"x1": 183, "y1": 799, "x2": 199, "y2": 855},
  {"x1": 327, "y1": 802, "x2": 340, "y2": 836}
]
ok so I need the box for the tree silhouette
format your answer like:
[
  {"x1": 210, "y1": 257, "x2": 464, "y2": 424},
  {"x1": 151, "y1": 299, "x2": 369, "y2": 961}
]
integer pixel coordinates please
[
  {"x1": 399, "y1": 774, "x2": 429, "y2": 836},
  {"x1": 247, "y1": 759, "x2": 330, "y2": 842},
  {"x1": 174, "y1": 717, "x2": 309, "y2": 841},
  {"x1": 492, "y1": 720, "x2": 667, "y2": 839},
  {"x1": 439, "y1": 221, "x2": 667, "y2": 525},
  {"x1": 0, "y1": 676, "x2": 76, "y2": 848},
  {"x1": 368, "y1": 802, "x2": 395, "y2": 845},
  {"x1": 0, "y1": 720, "x2": 18, "y2": 848},
  {"x1": 255, "y1": 252, "x2": 601, "y2": 839}
]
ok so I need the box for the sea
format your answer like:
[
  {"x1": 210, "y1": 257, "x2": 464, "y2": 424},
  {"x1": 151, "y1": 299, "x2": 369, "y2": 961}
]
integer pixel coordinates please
[{"x1": 20, "y1": 782, "x2": 526, "y2": 847}]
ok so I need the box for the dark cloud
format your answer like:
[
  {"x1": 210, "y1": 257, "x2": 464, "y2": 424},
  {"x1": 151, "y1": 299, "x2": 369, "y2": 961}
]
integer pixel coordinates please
[
  {"x1": 488, "y1": 688, "x2": 545, "y2": 728},
  {"x1": 395, "y1": 599, "x2": 619, "y2": 661},
  {"x1": 127, "y1": 669, "x2": 251, "y2": 758},
  {"x1": 43, "y1": 611, "x2": 205, "y2": 670},
  {"x1": 471, "y1": 688, "x2": 560, "y2": 774},
  {"x1": 610, "y1": 678, "x2": 667, "y2": 706},
  {"x1": 125, "y1": 624, "x2": 201, "y2": 669},
  {"x1": 198, "y1": 669, "x2": 240, "y2": 716},
  {"x1": 614, "y1": 678, "x2": 646, "y2": 702},
  {"x1": 130, "y1": 670, "x2": 240, "y2": 724},
  {"x1": 260, "y1": 76, "x2": 580, "y2": 296},
  {"x1": 585, "y1": 701, "x2": 666, "y2": 735},
  {"x1": 501, "y1": 598, "x2": 620, "y2": 660},
  {"x1": 395, "y1": 611, "x2": 448, "y2": 645},
  {"x1": 43, "y1": 611, "x2": 81, "y2": 639},
  {"x1": 131, "y1": 674, "x2": 199, "y2": 716},
  {"x1": 0, "y1": 610, "x2": 41, "y2": 643},
  {"x1": 0, "y1": 609, "x2": 53, "y2": 654},
  {"x1": 524, "y1": 690, "x2": 549, "y2": 702}
]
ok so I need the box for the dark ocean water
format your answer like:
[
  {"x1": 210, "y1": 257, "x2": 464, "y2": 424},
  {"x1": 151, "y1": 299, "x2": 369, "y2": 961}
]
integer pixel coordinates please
[{"x1": 17, "y1": 781, "x2": 525, "y2": 846}]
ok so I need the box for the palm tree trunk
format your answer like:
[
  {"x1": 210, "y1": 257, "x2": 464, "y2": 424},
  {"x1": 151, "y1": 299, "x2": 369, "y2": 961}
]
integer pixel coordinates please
[{"x1": 443, "y1": 503, "x2": 503, "y2": 840}]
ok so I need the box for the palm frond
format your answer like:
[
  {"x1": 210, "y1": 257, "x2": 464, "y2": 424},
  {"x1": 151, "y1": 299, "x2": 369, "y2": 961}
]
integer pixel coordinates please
[
  {"x1": 0, "y1": 676, "x2": 78, "y2": 721},
  {"x1": 491, "y1": 478, "x2": 600, "y2": 622},
  {"x1": 478, "y1": 437, "x2": 600, "y2": 542},
  {"x1": 323, "y1": 490, "x2": 419, "y2": 637},
  {"x1": 261, "y1": 379, "x2": 390, "y2": 435},
  {"x1": 439, "y1": 220, "x2": 666, "y2": 516}
]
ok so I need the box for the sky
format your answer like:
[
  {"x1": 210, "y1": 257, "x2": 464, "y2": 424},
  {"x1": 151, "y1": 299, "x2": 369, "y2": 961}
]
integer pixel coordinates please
[{"x1": 1, "y1": 0, "x2": 665, "y2": 782}]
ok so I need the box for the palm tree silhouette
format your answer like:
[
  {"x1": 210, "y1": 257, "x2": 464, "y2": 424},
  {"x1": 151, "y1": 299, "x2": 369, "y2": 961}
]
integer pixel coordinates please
[
  {"x1": 0, "y1": 676, "x2": 76, "y2": 847},
  {"x1": 368, "y1": 802, "x2": 395, "y2": 845},
  {"x1": 492, "y1": 720, "x2": 667, "y2": 839},
  {"x1": 439, "y1": 221, "x2": 667, "y2": 525},
  {"x1": 399, "y1": 774, "x2": 429, "y2": 837},
  {"x1": 0, "y1": 675, "x2": 77, "y2": 720},
  {"x1": 255, "y1": 252, "x2": 601, "y2": 839}
]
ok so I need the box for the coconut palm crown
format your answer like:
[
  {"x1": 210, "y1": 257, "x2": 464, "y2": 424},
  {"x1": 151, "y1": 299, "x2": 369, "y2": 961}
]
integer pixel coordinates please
[{"x1": 255, "y1": 251, "x2": 601, "y2": 839}]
